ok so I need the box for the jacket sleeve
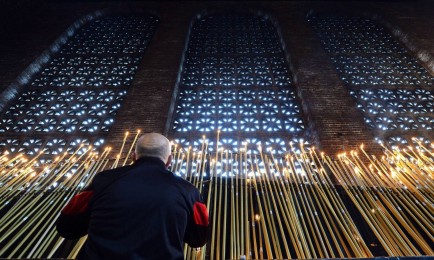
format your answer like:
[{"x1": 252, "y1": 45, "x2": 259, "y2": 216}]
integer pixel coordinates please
[
  {"x1": 56, "y1": 188, "x2": 94, "y2": 239},
  {"x1": 184, "y1": 189, "x2": 209, "y2": 248}
]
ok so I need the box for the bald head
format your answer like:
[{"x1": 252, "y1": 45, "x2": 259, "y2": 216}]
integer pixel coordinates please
[{"x1": 135, "y1": 133, "x2": 171, "y2": 163}]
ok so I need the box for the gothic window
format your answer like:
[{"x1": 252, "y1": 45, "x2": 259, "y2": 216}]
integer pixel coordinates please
[
  {"x1": 170, "y1": 14, "x2": 306, "y2": 154},
  {"x1": 0, "y1": 14, "x2": 159, "y2": 155},
  {"x1": 309, "y1": 15, "x2": 434, "y2": 147}
]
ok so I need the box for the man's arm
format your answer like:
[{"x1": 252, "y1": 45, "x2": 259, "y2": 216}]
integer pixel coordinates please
[
  {"x1": 56, "y1": 188, "x2": 94, "y2": 239},
  {"x1": 184, "y1": 190, "x2": 210, "y2": 248}
]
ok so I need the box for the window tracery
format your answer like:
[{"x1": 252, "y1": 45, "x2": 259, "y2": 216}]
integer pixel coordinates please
[
  {"x1": 171, "y1": 14, "x2": 307, "y2": 154},
  {"x1": 172, "y1": 14, "x2": 305, "y2": 153},
  {"x1": 0, "y1": 15, "x2": 159, "y2": 155},
  {"x1": 309, "y1": 15, "x2": 434, "y2": 147}
]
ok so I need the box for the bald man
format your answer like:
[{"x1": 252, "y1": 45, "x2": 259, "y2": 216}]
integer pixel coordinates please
[{"x1": 56, "y1": 133, "x2": 209, "y2": 260}]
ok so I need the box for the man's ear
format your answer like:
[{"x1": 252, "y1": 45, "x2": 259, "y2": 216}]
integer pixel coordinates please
[{"x1": 165, "y1": 154, "x2": 173, "y2": 168}]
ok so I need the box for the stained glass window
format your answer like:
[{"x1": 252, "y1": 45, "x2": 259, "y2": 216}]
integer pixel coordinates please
[
  {"x1": 0, "y1": 15, "x2": 159, "y2": 155},
  {"x1": 309, "y1": 15, "x2": 434, "y2": 147},
  {"x1": 170, "y1": 14, "x2": 306, "y2": 154}
]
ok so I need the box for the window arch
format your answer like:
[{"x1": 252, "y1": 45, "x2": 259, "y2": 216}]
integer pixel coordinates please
[
  {"x1": 0, "y1": 14, "x2": 159, "y2": 155},
  {"x1": 170, "y1": 13, "x2": 306, "y2": 154},
  {"x1": 309, "y1": 14, "x2": 434, "y2": 147}
]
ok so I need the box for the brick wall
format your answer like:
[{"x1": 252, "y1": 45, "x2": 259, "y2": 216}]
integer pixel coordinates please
[{"x1": 0, "y1": 0, "x2": 433, "y2": 157}]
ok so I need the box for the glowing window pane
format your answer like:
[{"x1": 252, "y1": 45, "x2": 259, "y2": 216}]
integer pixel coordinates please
[
  {"x1": 171, "y1": 14, "x2": 307, "y2": 152},
  {"x1": 309, "y1": 14, "x2": 434, "y2": 145},
  {"x1": 0, "y1": 15, "x2": 159, "y2": 155}
]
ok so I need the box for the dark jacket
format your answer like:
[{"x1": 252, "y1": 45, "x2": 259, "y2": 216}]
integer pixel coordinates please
[{"x1": 56, "y1": 156, "x2": 209, "y2": 260}]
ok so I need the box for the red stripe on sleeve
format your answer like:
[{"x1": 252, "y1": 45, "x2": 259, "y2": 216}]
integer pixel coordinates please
[
  {"x1": 62, "y1": 191, "x2": 93, "y2": 215},
  {"x1": 193, "y1": 202, "x2": 209, "y2": 226}
]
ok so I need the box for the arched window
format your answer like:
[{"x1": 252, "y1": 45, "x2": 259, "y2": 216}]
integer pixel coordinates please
[
  {"x1": 0, "y1": 14, "x2": 159, "y2": 155},
  {"x1": 170, "y1": 14, "x2": 306, "y2": 154},
  {"x1": 309, "y1": 14, "x2": 434, "y2": 147}
]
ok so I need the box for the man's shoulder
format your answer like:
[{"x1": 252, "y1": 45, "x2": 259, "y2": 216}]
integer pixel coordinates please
[
  {"x1": 171, "y1": 173, "x2": 199, "y2": 192},
  {"x1": 92, "y1": 164, "x2": 135, "y2": 183}
]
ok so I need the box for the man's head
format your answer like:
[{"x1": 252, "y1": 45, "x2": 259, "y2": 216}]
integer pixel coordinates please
[{"x1": 134, "y1": 133, "x2": 172, "y2": 166}]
